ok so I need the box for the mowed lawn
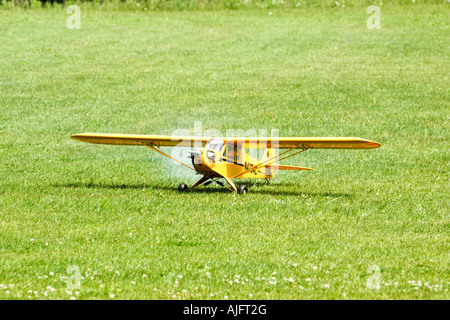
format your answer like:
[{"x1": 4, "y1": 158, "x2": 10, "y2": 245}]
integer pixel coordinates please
[{"x1": 0, "y1": 5, "x2": 448, "y2": 300}]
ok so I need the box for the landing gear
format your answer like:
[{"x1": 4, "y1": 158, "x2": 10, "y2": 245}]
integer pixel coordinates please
[
  {"x1": 178, "y1": 178, "x2": 248, "y2": 194},
  {"x1": 237, "y1": 184, "x2": 248, "y2": 194}
]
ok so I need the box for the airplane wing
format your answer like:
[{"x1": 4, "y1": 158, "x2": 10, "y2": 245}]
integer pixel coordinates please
[
  {"x1": 224, "y1": 137, "x2": 380, "y2": 149},
  {"x1": 72, "y1": 133, "x2": 380, "y2": 149},
  {"x1": 71, "y1": 133, "x2": 210, "y2": 147}
]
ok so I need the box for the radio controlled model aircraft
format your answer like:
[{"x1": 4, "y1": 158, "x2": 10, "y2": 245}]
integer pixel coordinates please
[{"x1": 71, "y1": 133, "x2": 380, "y2": 194}]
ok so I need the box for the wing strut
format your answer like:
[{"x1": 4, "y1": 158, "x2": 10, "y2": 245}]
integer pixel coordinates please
[
  {"x1": 232, "y1": 147, "x2": 309, "y2": 179},
  {"x1": 143, "y1": 144, "x2": 197, "y2": 172}
]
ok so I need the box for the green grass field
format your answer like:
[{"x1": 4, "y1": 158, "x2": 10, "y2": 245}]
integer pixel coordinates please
[{"x1": 0, "y1": 3, "x2": 448, "y2": 300}]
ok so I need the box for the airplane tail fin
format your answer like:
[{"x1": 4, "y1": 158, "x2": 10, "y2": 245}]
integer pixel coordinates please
[
  {"x1": 260, "y1": 148, "x2": 277, "y2": 176},
  {"x1": 260, "y1": 148, "x2": 313, "y2": 175}
]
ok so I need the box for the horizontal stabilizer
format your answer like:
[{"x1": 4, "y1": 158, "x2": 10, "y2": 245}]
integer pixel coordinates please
[{"x1": 267, "y1": 165, "x2": 314, "y2": 171}]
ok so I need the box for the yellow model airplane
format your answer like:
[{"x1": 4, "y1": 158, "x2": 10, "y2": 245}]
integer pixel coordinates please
[{"x1": 71, "y1": 133, "x2": 380, "y2": 194}]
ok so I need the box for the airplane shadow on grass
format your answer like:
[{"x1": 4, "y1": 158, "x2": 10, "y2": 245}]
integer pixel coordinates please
[{"x1": 56, "y1": 182, "x2": 352, "y2": 198}]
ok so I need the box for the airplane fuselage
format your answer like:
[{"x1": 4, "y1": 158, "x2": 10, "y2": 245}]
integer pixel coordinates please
[{"x1": 191, "y1": 142, "x2": 275, "y2": 179}]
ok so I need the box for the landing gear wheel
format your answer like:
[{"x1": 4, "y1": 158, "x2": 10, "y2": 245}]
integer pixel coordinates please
[
  {"x1": 178, "y1": 183, "x2": 188, "y2": 192},
  {"x1": 237, "y1": 184, "x2": 248, "y2": 195}
]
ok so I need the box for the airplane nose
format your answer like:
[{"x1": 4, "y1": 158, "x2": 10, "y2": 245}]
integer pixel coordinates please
[
  {"x1": 187, "y1": 150, "x2": 202, "y2": 158},
  {"x1": 187, "y1": 150, "x2": 202, "y2": 155},
  {"x1": 188, "y1": 149, "x2": 203, "y2": 165}
]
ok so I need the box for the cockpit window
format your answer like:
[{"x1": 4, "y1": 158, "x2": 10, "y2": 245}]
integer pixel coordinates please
[{"x1": 205, "y1": 138, "x2": 224, "y2": 153}]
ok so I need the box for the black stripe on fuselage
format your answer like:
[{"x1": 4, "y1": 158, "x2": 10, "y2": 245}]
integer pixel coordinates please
[{"x1": 221, "y1": 157, "x2": 244, "y2": 166}]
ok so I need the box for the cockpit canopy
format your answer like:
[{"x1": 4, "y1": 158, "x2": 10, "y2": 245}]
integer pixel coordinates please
[
  {"x1": 204, "y1": 138, "x2": 225, "y2": 161},
  {"x1": 205, "y1": 137, "x2": 224, "y2": 153}
]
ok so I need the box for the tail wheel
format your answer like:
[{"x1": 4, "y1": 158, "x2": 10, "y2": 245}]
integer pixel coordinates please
[
  {"x1": 237, "y1": 184, "x2": 248, "y2": 194},
  {"x1": 178, "y1": 183, "x2": 188, "y2": 192}
]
